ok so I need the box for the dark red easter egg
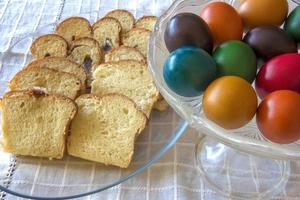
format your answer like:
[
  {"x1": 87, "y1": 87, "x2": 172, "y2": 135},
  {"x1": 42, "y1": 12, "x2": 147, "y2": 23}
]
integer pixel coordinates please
[{"x1": 255, "y1": 53, "x2": 300, "y2": 99}]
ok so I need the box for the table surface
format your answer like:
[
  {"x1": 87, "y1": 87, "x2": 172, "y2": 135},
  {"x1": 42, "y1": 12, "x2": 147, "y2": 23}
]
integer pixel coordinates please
[{"x1": 0, "y1": 0, "x2": 300, "y2": 199}]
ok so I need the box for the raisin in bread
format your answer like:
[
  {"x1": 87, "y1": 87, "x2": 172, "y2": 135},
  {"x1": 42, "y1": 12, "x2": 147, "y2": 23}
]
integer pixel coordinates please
[
  {"x1": 67, "y1": 37, "x2": 103, "y2": 86},
  {"x1": 92, "y1": 17, "x2": 122, "y2": 52}
]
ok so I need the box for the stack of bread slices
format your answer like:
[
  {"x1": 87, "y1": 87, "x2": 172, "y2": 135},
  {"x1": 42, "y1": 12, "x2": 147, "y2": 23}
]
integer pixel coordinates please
[{"x1": 0, "y1": 10, "x2": 169, "y2": 168}]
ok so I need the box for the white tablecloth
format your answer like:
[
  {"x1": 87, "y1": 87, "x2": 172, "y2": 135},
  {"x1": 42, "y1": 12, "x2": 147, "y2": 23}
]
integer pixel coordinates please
[{"x1": 0, "y1": 0, "x2": 300, "y2": 199}]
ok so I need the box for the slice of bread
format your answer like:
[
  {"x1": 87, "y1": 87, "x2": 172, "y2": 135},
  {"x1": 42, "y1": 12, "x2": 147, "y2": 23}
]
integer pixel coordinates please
[
  {"x1": 30, "y1": 34, "x2": 68, "y2": 59},
  {"x1": 122, "y1": 28, "x2": 151, "y2": 57},
  {"x1": 103, "y1": 46, "x2": 168, "y2": 111},
  {"x1": 91, "y1": 60, "x2": 159, "y2": 117},
  {"x1": 92, "y1": 17, "x2": 121, "y2": 52},
  {"x1": 1, "y1": 90, "x2": 77, "y2": 159},
  {"x1": 134, "y1": 16, "x2": 157, "y2": 31},
  {"x1": 68, "y1": 37, "x2": 103, "y2": 67},
  {"x1": 67, "y1": 94, "x2": 147, "y2": 168},
  {"x1": 9, "y1": 67, "x2": 81, "y2": 99},
  {"x1": 104, "y1": 46, "x2": 146, "y2": 63},
  {"x1": 56, "y1": 17, "x2": 92, "y2": 45},
  {"x1": 25, "y1": 57, "x2": 87, "y2": 90},
  {"x1": 68, "y1": 37, "x2": 103, "y2": 86},
  {"x1": 106, "y1": 10, "x2": 135, "y2": 34}
]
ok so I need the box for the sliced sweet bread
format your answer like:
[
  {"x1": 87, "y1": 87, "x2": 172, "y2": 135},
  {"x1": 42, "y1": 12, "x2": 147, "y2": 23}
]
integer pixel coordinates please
[
  {"x1": 103, "y1": 45, "x2": 168, "y2": 111},
  {"x1": 91, "y1": 60, "x2": 159, "y2": 117},
  {"x1": 30, "y1": 34, "x2": 68, "y2": 59},
  {"x1": 92, "y1": 17, "x2": 121, "y2": 52},
  {"x1": 67, "y1": 94, "x2": 147, "y2": 168},
  {"x1": 67, "y1": 37, "x2": 103, "y2": 86},
  {"x1": 104, "y1": 46, "x2": 146, "y2": 63},
  {"x1": 68, "y1": 37, "x2": 103, "y2": 67},
  {"x1": 56, "y1": 17, "x2": 92, "y2": 45},
  {"x1": 9, "y1": 67, "x2": 81, "y2": 99},
  {"x1": 25, "y1": 57, "x2": 87, "y2": 89},
  {"x1": 106, "y1": 9, "x2": 135, "y2": 34},
  {"x1": 1, "y1": 90, "x2": 77, "y2": 159},
  {"x1": 122, "y1": 28, "x2": 151, "y2": 57},
  {"x1": 134, "y1": 16, "x2": 157, "y2": 31}
]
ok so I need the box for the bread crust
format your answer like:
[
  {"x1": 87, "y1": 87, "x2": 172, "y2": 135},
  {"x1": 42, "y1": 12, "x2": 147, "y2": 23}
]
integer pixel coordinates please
[
  {"x1": 105, "y1": 9, "x2": 135, "y2": 33},
  {"x1": 134, "y1": 16, "x2": 157, "y2": 31},
  {"x1": 104, "y1": 46, "x2": 146, "y2": 63},
  {"x1": 25, "y1": 56, "x2": 88, "y2": 89},
  {"x1": 93, "y1": 60, "x2": 148, "y2": 71},
  {"x1": 71, "y1": 37, "x2": 101, "y2": 48},
  {"x1": 136, "y1": 15, "x2": 157, "y2": 22},
  {"x1": 30, "y1": 34, "x2": 68, "y2": 59},
  {"x1": 92, "y1": 17, "x2": 121, "y2": 31},
  {"x1": 56, "y1": 16, "x2": 92, "y2": 44},
  {"x1": 9, "y1": 67, "x2": 82, "y2": 100},
  {"x1": 56, "y1": 16, "x2": 91, "y2": 29},
  {"x1": 76, "y1": 93, "x2": 149, "y2": 123},
  {"x1": 122, "y1": 27, "x2": 151, "y2": 40}
]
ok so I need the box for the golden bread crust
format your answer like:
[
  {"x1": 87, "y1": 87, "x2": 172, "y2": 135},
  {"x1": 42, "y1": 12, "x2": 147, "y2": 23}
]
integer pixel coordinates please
[
  {"x1": 30, "y1": 34, "x2": 68, "y2": 59},
  {"x1": 25, "y1": 56, "x2": 87, "y2": 90},
  {"x1": 9, "y1": 67, "x2": 82, "y2": 99},
  {"x1": 56, "y1": 16, "x2": 92, "y2": 45},
  {"x1": 106, "y1": 9, "x2": 135, "y2": 34},
  {"x1": 104, "y1": 46, "x2": 146, "y2": 63},
  {"x1": 134, "y1": 16, "x2": 157, "y2": 31}
]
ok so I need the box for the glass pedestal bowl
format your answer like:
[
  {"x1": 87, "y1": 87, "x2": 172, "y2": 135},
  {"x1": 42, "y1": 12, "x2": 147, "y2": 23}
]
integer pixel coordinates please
[{"x1": 148, "y1": 0, "x2": 300, "y2": 199}]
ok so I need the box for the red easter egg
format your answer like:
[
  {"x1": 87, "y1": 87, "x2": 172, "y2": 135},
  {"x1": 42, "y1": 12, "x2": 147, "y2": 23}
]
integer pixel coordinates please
[{"x1": 255, "y1": 53, "x2": 300, "y2": 99}]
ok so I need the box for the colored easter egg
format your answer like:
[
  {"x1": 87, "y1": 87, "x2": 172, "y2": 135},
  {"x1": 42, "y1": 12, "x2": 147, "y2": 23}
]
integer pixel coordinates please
[
  {"x1": 238, "y1": 0, "x2": 288, "y2": 28},
  {"x1": 164, "y1": 13, "x2": 213, "y2": 53},
  {"x1": 243, "y1": 26, "x2": 297, "y2": 60},
  {"x1": 257, "y1": 90, "x2": 300, "y2": 144},
  {"x1": 212, "y1": 40, "x2": 257, "y2": 83},
  {"x1": 255, "y1": 53, "x2": 300, "y2": 99},
  {"x1": 200, "y1": 2, "x2": 243, "y2": 46},
  {"x1": 163, "y1": 46, "x2": 216, "y2": 97},
  {"x1": 284, "y1": 5, "x2": 300, "y2": 42},
  {"x1": 203, "y1": 76, "x2": 257, "y2": 129}
]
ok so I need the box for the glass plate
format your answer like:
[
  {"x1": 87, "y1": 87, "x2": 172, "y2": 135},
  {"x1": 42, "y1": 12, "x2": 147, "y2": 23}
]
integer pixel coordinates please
[
  {"x1": 148, "y1": 0, "x2": 300, "y2": 161},
  {"x1": 0, "y1": 11, "x2": 189, "y2": 199}
]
